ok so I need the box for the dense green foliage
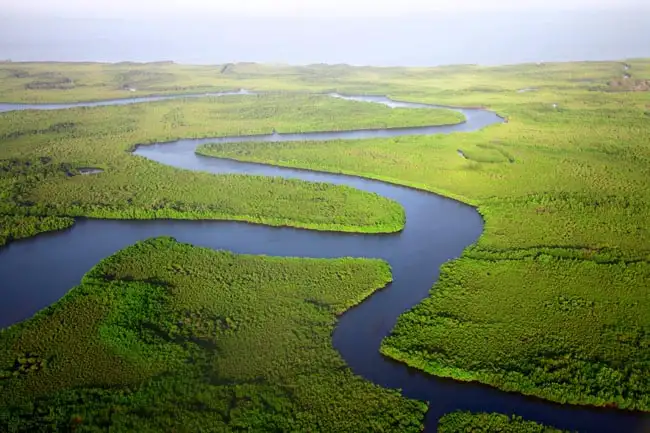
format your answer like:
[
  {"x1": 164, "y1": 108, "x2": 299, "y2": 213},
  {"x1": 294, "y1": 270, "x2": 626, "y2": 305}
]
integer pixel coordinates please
[
  {"x1": 381, "y1": 256, "x2": 650, "y2": 409},
  {"x1": 0, "y1": 237, "x2": 427, "y2": 431},
  {"x1": 438, "y1": 411, "x2": 568, "y2": 433},
  {"x1": 194, "y1": 60, "x2": 650, "y2": 409},
  {"x1": 0, "y1": 215, "x2": 74, "y2": 246},
  {"x1": 0, "y1": 94, "x2": 461, "y2": 238}
]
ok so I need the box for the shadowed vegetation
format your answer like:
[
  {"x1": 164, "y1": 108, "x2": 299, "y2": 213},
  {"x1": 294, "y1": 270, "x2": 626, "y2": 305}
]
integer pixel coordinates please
[{"x1": 438, "y1": 411, "x2": 568, "y2": 432}]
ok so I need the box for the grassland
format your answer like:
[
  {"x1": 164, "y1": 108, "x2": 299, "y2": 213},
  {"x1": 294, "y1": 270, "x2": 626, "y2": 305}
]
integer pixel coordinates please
[
  {"x1": 438, "y1": 411, "x2": 568, "y2": 433},
  {"x1": 2, "y1": 59, "x2": 649, "y2": 103},
  {"x1": 0, "y1": 93, "x2": 469, "y2": 245},
  {"x1": 195, "y1": 60, "x2": 650, "y2": 410},
  {"x1": 0, "y1": 237, "x2": 426, "y2": 432}
]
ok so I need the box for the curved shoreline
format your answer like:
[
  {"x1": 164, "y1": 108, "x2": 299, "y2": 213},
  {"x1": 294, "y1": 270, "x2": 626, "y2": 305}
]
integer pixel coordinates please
[{"x1": 0, "y1": 92, "x2": 648, "y2": 432}]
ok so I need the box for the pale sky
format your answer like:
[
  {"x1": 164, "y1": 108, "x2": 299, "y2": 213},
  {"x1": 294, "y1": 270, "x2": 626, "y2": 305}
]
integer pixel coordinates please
[{"x1": 3, "y1": 0, "x2": 647, "y2": 17}]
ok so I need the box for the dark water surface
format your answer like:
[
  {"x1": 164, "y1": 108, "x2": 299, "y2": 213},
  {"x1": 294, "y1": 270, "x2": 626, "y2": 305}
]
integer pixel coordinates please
[{"x1": 0, "y1": 92, "x2": 648, "y2": 432}]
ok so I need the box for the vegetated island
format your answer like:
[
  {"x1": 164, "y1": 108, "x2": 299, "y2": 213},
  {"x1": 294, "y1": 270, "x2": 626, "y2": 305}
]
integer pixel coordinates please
[
  {"x1": 0, "y1": 237, "x2": 427, "y2": 432},
  {"x1": 0, "y1": 92, "x2": 469, "y2": 245}
]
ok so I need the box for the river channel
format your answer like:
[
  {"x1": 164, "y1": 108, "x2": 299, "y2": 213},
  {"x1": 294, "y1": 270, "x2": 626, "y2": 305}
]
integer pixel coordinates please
[{"x1": 0, "y1": 91, "x2": 647, "y2": 432}]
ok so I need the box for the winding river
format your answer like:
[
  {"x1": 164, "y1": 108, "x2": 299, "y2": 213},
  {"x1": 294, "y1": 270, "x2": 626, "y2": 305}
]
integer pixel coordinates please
[{"x1": 0, "y1": 92, "x2": 648, "y2": 432}]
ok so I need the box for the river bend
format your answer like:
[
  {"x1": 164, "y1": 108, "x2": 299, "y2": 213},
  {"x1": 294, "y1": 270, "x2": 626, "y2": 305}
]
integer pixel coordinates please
[{"x1": 0, "y1": 92, "x2": 647, "y2": 432}]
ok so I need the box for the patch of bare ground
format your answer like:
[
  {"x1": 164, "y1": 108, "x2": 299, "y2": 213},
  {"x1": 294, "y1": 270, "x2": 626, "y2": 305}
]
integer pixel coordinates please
[{"x1": 608, "y1": 78, "x2": 650, "y2": 92}]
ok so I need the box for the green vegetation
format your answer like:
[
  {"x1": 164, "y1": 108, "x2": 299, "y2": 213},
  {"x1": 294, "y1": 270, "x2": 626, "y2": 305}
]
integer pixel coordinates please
[
  {"x1": 0, "y1": 215, "x2": 74, "y2": 246},
  {"x1": 381, "y1": 257, "x2": 650, "y2": 409},
  {"x1": 3, "y1": 58, "x2": 650, "y2": 419},
  {"x1": 0, "y1": 237, "x2": 426, "y2": 431},
  {"x1": 438, "y1": 411, "x2": 568, "y2": 433},
  {"x1": 195, "y1": 60, "x2": 650, "y2": 409},
  {"x1": 1, "y1": 59, "x2": 645, "y2": 104},
  {"x1": 0, "y1": 93, "x2": 468, "y2": 240}
]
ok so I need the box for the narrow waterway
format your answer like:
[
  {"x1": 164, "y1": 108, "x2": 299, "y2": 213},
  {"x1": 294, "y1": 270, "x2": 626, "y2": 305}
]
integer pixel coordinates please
[{"x1": 0, "y1": 92, "x2": 647, "y2": 432}]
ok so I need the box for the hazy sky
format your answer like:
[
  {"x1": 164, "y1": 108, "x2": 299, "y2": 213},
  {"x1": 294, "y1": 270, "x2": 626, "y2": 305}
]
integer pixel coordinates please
[
  {"x1": 1, "y1": 1, "x2": 648, "y2": 65},
  {"x1": 4, "y1": 0, "x2": 647, "y2": 17}
]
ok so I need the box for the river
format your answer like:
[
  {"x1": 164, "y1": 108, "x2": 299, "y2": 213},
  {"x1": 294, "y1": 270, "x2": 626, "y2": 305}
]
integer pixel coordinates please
[{"x1": 0, "y1": 92, "x2": 647, "y2": 432}]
